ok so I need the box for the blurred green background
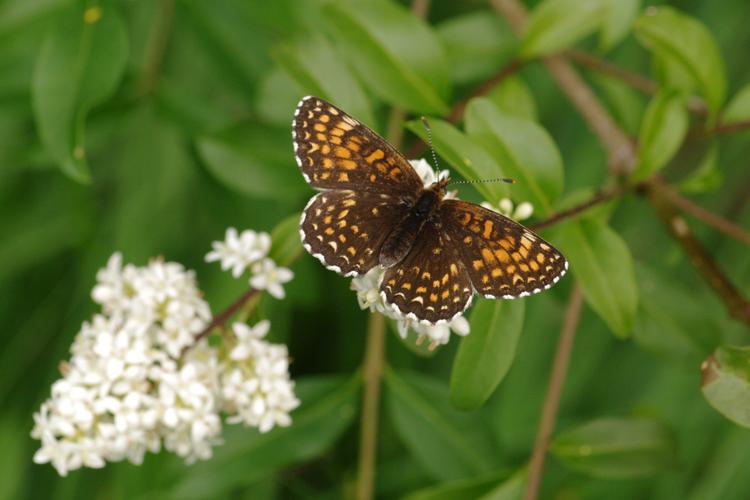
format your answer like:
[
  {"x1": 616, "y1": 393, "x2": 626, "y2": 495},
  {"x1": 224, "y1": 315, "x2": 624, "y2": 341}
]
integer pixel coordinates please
[{"x1": 2, "y1": 0, "x2": 750, "y2": 498}]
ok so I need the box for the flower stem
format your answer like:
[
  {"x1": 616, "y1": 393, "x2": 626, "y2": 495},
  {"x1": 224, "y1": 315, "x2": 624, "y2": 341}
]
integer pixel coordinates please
[
  {"x1": 137, "y1": 0, "x2": 174, "y2": 96},
  {"x1": 524, "y1": 285, "x2": 583, "y2": 500},
  {"x1": 182, "y1": 287, "x2": 259, "y2": 356},
  {"x1": 357, "y1": 312, "x2": 386, "y2": 500}
]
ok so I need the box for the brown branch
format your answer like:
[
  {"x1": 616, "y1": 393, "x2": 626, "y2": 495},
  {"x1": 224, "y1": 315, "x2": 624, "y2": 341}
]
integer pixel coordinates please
[
  {"x1": 567, "y1": 50, "x2": 709, "y2": 116},
  {"x1": 404, "y1": 58, "x2": 525, "y2": 159},
  {"x1": 689, "y1": 119, "x2": 750, "y2": 141},
  {"x1": 447, "y1": 59, "x2": 525, "y2": 123},
  {"x1": 643, "y1": 180, "x2": 750, "y2": 326},
  {"x1": 529, "y1": 183, "x2": 637, "y2": 231},
  {"x1": 524, "y1": 286, "x2": 584, "y2": 500},
  {"x1": 182, "y1": 287, "x2": 259, "y2": 356},
  {"x1": 490, "y1": 0, "x2": 636, "y2": 175},
  {"x1": 650, "y1": 177, "x2": 750, "y2": 248}
]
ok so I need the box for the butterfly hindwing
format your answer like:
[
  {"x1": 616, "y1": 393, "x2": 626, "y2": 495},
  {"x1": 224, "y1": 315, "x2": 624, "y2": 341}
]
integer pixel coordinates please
[
  {"x1": 300, "y1": 190, "x2": 406, "y2": 277},
  {"x1": 440, "y1": 200, "x2": 567, "y2": 299},
  {"x1": 292, "y1": 96, "x2": 424, "y2": 195},
  {"x1": 380, "y1": 221, "x2": 473, "y2": 324}
]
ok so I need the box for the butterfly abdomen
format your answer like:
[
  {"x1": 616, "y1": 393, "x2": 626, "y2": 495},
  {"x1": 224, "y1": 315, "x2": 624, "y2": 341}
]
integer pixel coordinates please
[{"x1": 379, "y1": 190, "x2": 440, "y2": 268}]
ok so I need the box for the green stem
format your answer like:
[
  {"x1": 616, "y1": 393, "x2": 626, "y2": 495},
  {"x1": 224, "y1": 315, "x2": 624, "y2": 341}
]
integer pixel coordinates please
[{"x1": 356, "y1": 312, "x2": 386, "y2": 500}]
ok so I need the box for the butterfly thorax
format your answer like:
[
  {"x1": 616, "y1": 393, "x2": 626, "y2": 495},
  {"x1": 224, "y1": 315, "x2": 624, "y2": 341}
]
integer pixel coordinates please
[{"x1": 379, "y1": 182, "x2": 444, "y2": 268}]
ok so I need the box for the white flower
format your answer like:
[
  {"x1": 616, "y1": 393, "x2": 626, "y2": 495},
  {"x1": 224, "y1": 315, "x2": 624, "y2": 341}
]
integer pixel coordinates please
[
  {"x1": 206, "y1": 228, "x2": 271, "y2": 278},
  {"x1": 156, "y1": 341, "x2": 222, "y2": 464},
  {"x1": 229, "y1": 320, "x2": 270, "y2": 361},
  {"x1": 481, "y1": 198, "x2": 534, "y2": 221},
  {"x1": 249, "y1": 258, "x2": 294, "y2": 299},
  {"x1": 350, "y1": 265, "x2": 470, "y2": 348},
  {"x1": 351, "y1": 267, "x2": 390, "y2": 315},
  {"x1": 220, "y1": 322, "x2": 300, "y2": 433},
  {"x1": 397, "y1": 314, "x2": 470, "y2": 348},
  {"x1": 410, "y1": 159, "x2": 449, "y2": 188}
]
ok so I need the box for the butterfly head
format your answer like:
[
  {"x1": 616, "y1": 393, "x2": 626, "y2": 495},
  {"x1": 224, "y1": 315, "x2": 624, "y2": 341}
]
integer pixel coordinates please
[{"x1": 428, "y1": 174, "x2": 451, "y2": 199}]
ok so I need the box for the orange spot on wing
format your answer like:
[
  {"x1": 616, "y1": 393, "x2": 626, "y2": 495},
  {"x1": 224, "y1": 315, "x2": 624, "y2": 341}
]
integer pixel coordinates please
[
  {"x1": 365, "y1": 149, "x2": 385, "y2": 163},
  {"x1": 483, "y1": 220, "x2": 493, "y2": 239}
]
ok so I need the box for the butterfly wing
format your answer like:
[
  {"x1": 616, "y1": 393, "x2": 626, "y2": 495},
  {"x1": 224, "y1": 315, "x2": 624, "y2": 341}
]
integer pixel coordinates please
[
  {"x1": 293, "y1": 96, "x2": 424, "y2": 196},
  {"x1": 440, "y1": 199, "x2": 567, "y2": 298},
  {"x1": 380, "y1": 220, "x2": 474, "y2": 324},
  {"x1": 300, "y1": 189, "x2": 406, "y2": 277}
]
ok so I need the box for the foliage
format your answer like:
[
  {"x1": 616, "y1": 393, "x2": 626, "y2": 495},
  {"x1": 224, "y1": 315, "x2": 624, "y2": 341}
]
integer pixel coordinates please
[{"x1": 2, "y1": 0, "x2": 750, "y2": 498}]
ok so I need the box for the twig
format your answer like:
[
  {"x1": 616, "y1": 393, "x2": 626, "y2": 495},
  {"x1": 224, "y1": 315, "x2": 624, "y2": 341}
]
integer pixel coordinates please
[
  {"x1": 137, "y1": 0, "x2": 174, "y2": 96},
  {"x1": 447, "y1": 59, "x2": 525, "y2": 123},
  {"x1": 643, "y1": 180, "x2": 750, "y2": 326},
  {"x1": 529, "y1": 183, "x2": 637, "y2": 231},
  {"x1": 490, "y1": 0, "x2": 636, "y2": 175},
  {"x1": 404, "y1": 58, "x2": 525, "y2": 159},
  {"x1": 688, "y1": 119, "x2": 750, "y2": 140},
  {"x1": 567, "y1": 50, "x2": 709, "y2": 116},
  {"x1": 182, "y1": 287, "x2": 259, "y2": 356},
  {"x1": 650, "y1": 177, "x2": 750, "y2": 248},
  {"x1": 356, "y1": 312, "x2": 386, "y2": 500},
  {"x1": 524, "y1": 286, "x2": 583, "y2": 500}
]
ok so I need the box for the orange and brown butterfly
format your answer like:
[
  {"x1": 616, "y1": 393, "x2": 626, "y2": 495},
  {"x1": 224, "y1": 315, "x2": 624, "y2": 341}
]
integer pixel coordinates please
[{"x1": 292, "y1": 96, "x2": 567, "y2": 325}]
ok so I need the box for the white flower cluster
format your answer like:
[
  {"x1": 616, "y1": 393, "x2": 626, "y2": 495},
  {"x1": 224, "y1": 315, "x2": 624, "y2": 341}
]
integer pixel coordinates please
[
  {"x1": 206, "y1": 228, "x2": 293, "y2": 299},
  {"x1": 32, "y1": 253, "x2": 298, "y2": 477},
  {"x1": 481, "y1": 198, "x2": 534, "y2": 221}
]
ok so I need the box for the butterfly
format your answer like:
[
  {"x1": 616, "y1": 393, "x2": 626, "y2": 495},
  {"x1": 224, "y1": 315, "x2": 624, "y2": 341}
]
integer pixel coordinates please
[{"x1": 292, "y1": 96, "x2": 567, "y2": 325}]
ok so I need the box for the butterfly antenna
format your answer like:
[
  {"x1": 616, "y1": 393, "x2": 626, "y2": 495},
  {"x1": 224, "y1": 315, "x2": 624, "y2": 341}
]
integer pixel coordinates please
[
  {"x1": 448, "y1": 177, "x2": 516, "y2": 186},
  {"x1": 420, "y1": 116, "x2": 443, "y2": 181}
]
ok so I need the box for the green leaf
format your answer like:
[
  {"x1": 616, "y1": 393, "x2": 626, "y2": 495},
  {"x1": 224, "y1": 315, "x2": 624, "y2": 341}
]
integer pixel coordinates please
[
  {"x1": 450, "y1": 299, "x2": 525, "y2": 410},
  {"x1": 385, "y1": 368, "x2": 499, "y2": 481},
  {"x1": 599, "y1": 0, "x2": 641, "y2": 51},
  {"x1": 556, "y1": 218, "x2": 637, "y2": 337},
  {"x1": 592, "y1": 73, "x2": 644, "y2": 135},
  {"x1": 551, "y1": 417, "x2": 677, "y2": 479},
  {"x1": 31, "y1": 3, "x2": 128, "y2": 183},
  {"x1": 479, "y1": 468, "x2": 526, "y2": 500},
  {"x1": 632, "y1": 263, "x2": 721, "y2": 367},
  {"x1": 632, "y1": 89, "x2": 689, "y2": 181},
  {"x1": 269, "y1": 213, "x2": 304, "y2": 267},
  {"x1": 702, "y1": 345, "x2": 750, "y2": 429},
  {"x1": 324, "y1": 0, "x2": 450, "y2": 115},
  {"x1": 679, "y1": 142, "x2": 722, "y2": 194},
  {"x1": 196, "y1": 122, "x2": 306, "y2": 200},
  {"x1": 273, "y1": 33, "x2": 374, "y2": 126},
  {"x1": 521, "y1": 0, "x2": 606, "y2": 58},
  {"x1": 167, "y1": 375, "x2": 360, "y2": 498},
  {"x1": 484, "y1": 75, "x2": 538, "y2": 121},
  {"x1": 464, "y1": 97, "x2": 564, "y2": 214},
  {"x1": 635, "y1": 6, "x2": 727, "y2": 116},
  {"x1": 436, "y1": 11, "x2": 517, "y2": 85},
  {"x1": 723, "y1": 83, "x2": 750, "y2": 123},
  {"x1": 403, "y1": 470, "x2": 513, "y2": 500},
  {"x1": 405, "y1": 118, "x2": 509, "y2": 202},
  {"x1": 254, "y1": 66, "x2": 305, "y2": 126}
]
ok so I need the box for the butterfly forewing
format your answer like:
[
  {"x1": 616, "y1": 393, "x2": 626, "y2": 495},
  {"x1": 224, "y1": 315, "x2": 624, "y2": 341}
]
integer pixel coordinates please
[
  {"x1": 300, "y1": 190, "x2": 406, "y2": 277},
  {"x1": 440, "y1": 200, "x2": 567, "y2": 299},
  {"x1": 380, "y1": 221, "x2": 473, "y2": 324},
  {"x1": 292, "y1": 96, "x2": 424, "y2": 195}
]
